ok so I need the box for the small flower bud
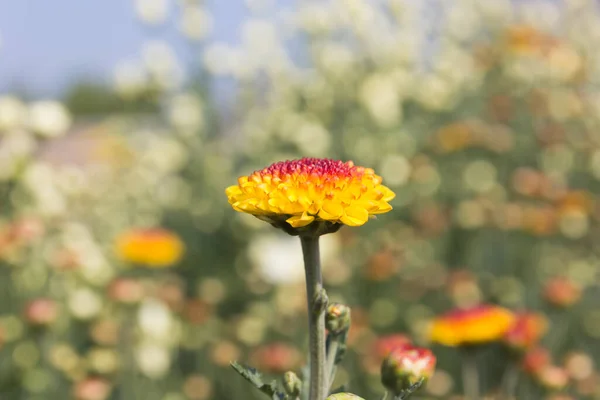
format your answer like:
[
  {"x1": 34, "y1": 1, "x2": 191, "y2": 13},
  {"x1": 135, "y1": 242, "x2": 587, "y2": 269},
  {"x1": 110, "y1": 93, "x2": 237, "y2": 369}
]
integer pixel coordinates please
[
  {"x1": 325, "y1": 394, "x2": 365, "y2": 400},
  {"x1": 326, "y1": 303, "x2": 351, "y2": 334},
  {"x1": 381, "y1": 346, "x2": 436, "y2": 395},
  {"x1": 282, "y1": 371, "x2": 301, "y2": 397}
]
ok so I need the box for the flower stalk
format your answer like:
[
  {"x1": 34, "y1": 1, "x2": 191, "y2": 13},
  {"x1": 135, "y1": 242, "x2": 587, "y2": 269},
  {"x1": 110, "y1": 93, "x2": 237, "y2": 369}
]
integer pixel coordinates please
[
  {"x1": 301, "y1": 235, "x2": 328, "y2": 400},
  {"x1": 461, "y1": 348, "x2": 480, "y2": 400}
]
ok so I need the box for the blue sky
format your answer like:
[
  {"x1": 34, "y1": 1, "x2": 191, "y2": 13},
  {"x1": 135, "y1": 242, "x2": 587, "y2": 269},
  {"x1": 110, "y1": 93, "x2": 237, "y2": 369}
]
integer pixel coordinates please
[{"x1": 0, "y1": 0, "x2": 272, "y2": 97}]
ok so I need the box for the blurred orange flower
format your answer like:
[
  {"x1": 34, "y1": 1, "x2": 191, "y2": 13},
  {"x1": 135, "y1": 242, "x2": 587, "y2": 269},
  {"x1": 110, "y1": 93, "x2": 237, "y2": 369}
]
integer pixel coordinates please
[
  {"x1": 249, "y1": 342, "x2": 302, "y2": 374},
  {"x1": 556, "y1": 191, "x2": 594, "y2": 216},
  {"x1": 504, "y1": 25, "x2": 558, "y2": 56},
  {"x1": 543, "y1": 277, "x2": 582, "y2": 308},
  {"x1": 225, "y1": 158, "x2": 395, "y2": 228},
  {"x1": 537, "y1": 365, "x2": 570, "y2": 391},
  {"x1": 24, "y1": 298, "x2": 59, "y2": 326},
  {"x1": 523, "y1": 347, "x2": 552, "y2": 375},
  {"x1": 73, "y1": 377, "x2": 112, "y2": 400},
  {"x1": 362, "y1": 334, "x2": 412, "y2": 375},
  {"x1": 374, "y1": 334, "x2": 413, "y2": 359},
  {"x1": 114, "y1": 228, "x2": 184, "y2": 268},
  {"x1": 429, "y1": 305, "x2": 515, "y2": 347},
  {"x1": 504, "y1": 312, "x2": 548, "y2": 350},
  {"x1": 434, "y1": 122, "x2": 472, "y2": 153}
]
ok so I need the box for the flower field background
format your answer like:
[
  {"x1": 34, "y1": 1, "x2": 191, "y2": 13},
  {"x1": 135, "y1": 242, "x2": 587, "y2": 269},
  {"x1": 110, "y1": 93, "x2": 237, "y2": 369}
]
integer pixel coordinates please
[{"x1": 2, "y1": 0, "x2": 600, "y2": 399}]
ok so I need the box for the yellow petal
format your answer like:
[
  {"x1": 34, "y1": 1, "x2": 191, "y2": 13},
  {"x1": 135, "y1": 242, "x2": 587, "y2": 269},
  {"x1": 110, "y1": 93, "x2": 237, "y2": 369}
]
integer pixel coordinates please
[
  {"x1": 380, "y1": 186, "x2": 396, "y2": 202},
  {"x1": 318, "y1": 200, "x2": 344, "y2": 220},
  {"x1": 286, "y1": 212, "x2": 315, "y2": 228},
  {"x1": 225, "y1": 185, "x2": 243, "y2": 197},
  {"x1": 370, "y1": 201, "x2": 393, "y2": 214},
  {"x1": 340, "y1": 205, "x2": 369, "y2": 226}
]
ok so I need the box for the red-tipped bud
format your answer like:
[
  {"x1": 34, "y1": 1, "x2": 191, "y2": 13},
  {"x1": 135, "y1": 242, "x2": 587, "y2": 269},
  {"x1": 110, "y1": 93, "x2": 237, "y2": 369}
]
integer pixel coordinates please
[
  {"x1": 326, "y1": 303, "x2": 351, "y2": 334},
  {"x1": 381, "y1": 346, "x2": 436, "y2": 395}
]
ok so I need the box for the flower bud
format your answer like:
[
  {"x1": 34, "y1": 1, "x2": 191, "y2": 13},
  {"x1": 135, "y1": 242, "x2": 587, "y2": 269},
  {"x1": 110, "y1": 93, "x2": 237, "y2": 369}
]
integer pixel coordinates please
[
  {"x1": 326, "y1": 303, "x2": 351, "y2": 334},
  {"x1": 283, "y1": 371, "x2": 301, "y2": 397},
  {"x1": 381, "y1": 346, "x2": 436, "y2": 395},
  {"x1": 326, "y1": 394, "x2": 365, "y2": 400}
]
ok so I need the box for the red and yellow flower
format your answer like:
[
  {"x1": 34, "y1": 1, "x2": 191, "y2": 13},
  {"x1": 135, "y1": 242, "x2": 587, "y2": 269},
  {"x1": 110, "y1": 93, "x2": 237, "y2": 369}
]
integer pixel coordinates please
[
  {"x1": 225, "y1": 158, "x2": 395, "y2": 229},
  {"x1": 114, "y1": 228, "x2": 185, "y2": 268},
  {"x1": 429, "y1": 305, "x2": 515, "y2": 347}
]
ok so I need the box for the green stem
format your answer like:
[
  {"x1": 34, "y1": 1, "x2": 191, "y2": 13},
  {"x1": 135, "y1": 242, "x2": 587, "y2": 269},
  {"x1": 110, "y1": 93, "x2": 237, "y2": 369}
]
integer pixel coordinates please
[
  {"x1": 461, "y1": 348, "x2": 480, "y2": 400},
  {"x1": 500, "y1": 361, "x2": 520, "y2": 399},
  {"x1": 300, "y1": 235, "x2": 327, "y2": 400},
  {"x1": 325, "y1": 339, "x2": 339, "y2": 391}
]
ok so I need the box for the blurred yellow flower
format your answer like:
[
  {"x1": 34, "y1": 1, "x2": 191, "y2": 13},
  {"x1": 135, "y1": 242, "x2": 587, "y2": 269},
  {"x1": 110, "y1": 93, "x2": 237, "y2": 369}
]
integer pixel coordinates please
[
  {"x1": 429, "y1": 305, "x2": 515, "y2": 347},
  {"x1": 225, "y1": 158, "x2": 395, "y2": 228},
  {"x1": 115, "y1": 228, "x2": 184, "y2": 268},
  {"x1": 504, "y1": 25, "x2": 557, "y2": 55}
]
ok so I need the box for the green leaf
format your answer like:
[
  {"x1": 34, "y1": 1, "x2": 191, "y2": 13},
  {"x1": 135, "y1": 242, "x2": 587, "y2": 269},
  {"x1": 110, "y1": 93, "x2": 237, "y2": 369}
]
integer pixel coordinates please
[{"x1": 230, "y1": 361, "x2": 287, "y2": 400}]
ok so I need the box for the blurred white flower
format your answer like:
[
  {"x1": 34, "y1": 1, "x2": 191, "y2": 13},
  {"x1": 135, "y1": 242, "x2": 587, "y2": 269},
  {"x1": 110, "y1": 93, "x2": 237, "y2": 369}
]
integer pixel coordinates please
[
  {"x1": 0, "y1": 131, "x2": 36, "y2": 180},
  {"x1": 244, "y1": 0, "x2": 274, "y2": 12},
  {"x1": 559, "y1": 210, "x2": 589, "y2": 239},
  {"x1": 359, "y1": 73, "x2": 402, "y2": 128},
  {"x1": 135, "y1": 342, "x2": 171, "y2": 378},
  {"x1": 380, "y1": 155, "x2": 411, "y2": 187},
  {"x1": 315, "y1": 42, "x2": 356, "y2": 79},
  {"x1": 296, "y1": 3, "x2": 337, "y2": 35},
  {"x1": 413, "y1": 74, "x2": 455, "y2": 111},
  {"x1": 179, "y1": 6, "x2": 213, "y2": 40},
  {"x1": 76, "y1": 243, "x2": 114, "y2": 286},
  {"x1": 463, "y1": 160, "x2": 497, "y2": 193},
  {"x1": 546, "y1": 45, "x2": 583, "y2": 82},
  {"x1": 0, "y1": 96, "x2": 26, "y2": 132},
  {"x1": 134, "y1": 0, "x2": 169, "y2": 25},
  {"x1": 68, "y1": 288, "x2": 103, "y2": 320},
  {"x1": 141, "y1": 136, "x2": 187, "y2": 173},
  {"x1": 249, "y1": 234, "x2": 341, "y2": 284},
  {"x1": 293, "y1": 121, "x2": 331, "y2": 157},
  {"x1": 113, "y1": 60, "x2": 149, "y2": 98},
  {"x1": 241, "y1": 19, "x2": 283, "y2": 70},
  {"x1": 168, "y1": 93, "x2": 204, "y2": 132},
  {"x1": 142, "y1": 40, "x2": 180, "y2": 76},
  {"x1": 475, "y1": 0, "x2": 513, "y2": 27},
  {"x1": 138, "y1": 299, "x2": 175, "y2": 343},
  {"x1": 445, "y1": 2, "x2": 481, "y2": 41},
  {"x1": 202, "y1": 43, "x2": 236, "y2": 76},
  {"x1": 28, "y1": 101, "x2": 72, "y2": 138},
  {"x1": 519, "y1": 1, "x2": 561, "y2": 31}
]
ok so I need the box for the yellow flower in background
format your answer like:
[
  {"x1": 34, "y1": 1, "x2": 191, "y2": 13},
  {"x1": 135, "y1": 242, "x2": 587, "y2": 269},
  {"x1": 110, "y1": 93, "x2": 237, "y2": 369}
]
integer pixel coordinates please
[
  {"x1": 115, "y1": 228, "x2": 184, "y2": 268},
  {"x1": 429, "y1": 305, "x2": 515, "y2": 347},
  {"x1": 225, "y1": 158, "x2": 395, "y2": 228}
]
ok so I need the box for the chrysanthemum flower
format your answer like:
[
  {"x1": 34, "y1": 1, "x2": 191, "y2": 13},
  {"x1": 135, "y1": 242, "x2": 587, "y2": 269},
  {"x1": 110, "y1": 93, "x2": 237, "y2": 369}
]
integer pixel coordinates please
[
  {"x1": 429, "y1": 305, "x2": 515, "y2": 347},
  {"x1": 115, "y1": 228, "x2": 184, "y2": 268},
  {"x1": 225, "y1": 158, "x2": 395, "y2": 233},
  {"x1": 504, "y1": 312, "x2": 548, "y2": 351}
]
